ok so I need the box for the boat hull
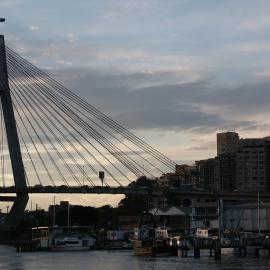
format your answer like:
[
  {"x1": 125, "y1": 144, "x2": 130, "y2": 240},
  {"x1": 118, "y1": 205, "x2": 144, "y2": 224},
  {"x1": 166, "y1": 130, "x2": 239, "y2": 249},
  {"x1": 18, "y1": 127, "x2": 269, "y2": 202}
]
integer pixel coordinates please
[{"x1": 132, "y1": 240, "x2": 178, "y2": 256}]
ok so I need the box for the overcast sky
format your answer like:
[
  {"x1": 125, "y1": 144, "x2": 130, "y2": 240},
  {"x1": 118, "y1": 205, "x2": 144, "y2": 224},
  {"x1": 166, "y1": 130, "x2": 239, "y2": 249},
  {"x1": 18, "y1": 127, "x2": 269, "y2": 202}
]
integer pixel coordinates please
[{"x1": 1, "y1": 0, "x2": 270, "y2": 208}]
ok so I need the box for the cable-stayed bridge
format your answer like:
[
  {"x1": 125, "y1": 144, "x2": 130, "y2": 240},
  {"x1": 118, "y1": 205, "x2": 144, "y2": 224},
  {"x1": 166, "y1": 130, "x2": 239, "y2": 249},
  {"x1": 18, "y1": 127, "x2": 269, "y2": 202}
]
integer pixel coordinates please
[{"x1": 0, "y1": 34, "x2": 179, "y2": 229}]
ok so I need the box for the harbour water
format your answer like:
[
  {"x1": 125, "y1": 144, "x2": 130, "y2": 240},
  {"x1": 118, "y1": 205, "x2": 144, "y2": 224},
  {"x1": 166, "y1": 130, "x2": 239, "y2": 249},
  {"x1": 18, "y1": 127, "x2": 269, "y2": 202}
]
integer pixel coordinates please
[{"x1": 0, "y1": 246, "x2": 270, "y2": 270}]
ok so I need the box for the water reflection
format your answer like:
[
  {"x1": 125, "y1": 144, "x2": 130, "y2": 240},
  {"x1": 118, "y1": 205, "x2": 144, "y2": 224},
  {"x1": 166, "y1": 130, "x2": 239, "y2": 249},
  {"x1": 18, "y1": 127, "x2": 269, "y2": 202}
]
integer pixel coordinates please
[{"x1": 0, "y1": 246, "x2": 270, "y2": 270}]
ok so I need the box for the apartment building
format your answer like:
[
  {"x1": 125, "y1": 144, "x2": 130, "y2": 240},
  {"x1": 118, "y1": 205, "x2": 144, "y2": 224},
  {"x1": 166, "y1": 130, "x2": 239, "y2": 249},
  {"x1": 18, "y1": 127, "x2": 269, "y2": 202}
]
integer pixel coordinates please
[
  {"x1": 217, "y1": 132, "x2": 239, "y2": 156},
  {"x1": 236, "y1": 137, "x2": 270, "y2": 191},
  {"x1": 196, "y1": 132, "x2": 270, "y2": 192}
]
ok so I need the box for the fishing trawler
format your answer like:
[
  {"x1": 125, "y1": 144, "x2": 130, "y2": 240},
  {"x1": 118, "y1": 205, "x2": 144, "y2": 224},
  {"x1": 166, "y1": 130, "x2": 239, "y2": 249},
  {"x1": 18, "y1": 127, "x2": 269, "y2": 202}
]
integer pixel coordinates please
[{"x1": 131, "y1": 212, "x2": 178, "y2": 256}]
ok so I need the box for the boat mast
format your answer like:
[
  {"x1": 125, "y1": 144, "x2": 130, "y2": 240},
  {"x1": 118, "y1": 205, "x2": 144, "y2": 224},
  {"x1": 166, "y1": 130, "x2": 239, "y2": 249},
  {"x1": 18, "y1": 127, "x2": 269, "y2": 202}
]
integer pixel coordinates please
[
  {"x1": 67, "y1": 203, "x2": 70, "y2": 228},
  {"x1": 53, "y1": 196, "x2": 56, "y2": 227},
  {"x1": 258, "y1": 191, "x2": 260, "y2": 234}
]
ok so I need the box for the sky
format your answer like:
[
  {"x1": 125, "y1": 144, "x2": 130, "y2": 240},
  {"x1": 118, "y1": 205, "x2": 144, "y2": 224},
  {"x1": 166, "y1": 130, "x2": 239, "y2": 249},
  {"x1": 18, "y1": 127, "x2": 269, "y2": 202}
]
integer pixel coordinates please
[{"x1": 1, "y1": 0, "x2": 270, "y2": 209}]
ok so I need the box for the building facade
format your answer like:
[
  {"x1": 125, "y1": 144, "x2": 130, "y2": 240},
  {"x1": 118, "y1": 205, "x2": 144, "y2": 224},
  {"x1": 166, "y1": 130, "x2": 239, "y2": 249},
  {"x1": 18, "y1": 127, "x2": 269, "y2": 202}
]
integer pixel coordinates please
[
  {"x1": 196, "y1": 132, "x2": 270, "y2": 192},
  {"x1": 159, "y1": 164, "x2": 197, "y2": 189},
  {"x1": 190, "y1": 199, "x2": 219, "y2": 229},
  {"x1": 214, "y1": 154, "x2": 237, "y2": 192},
  {"x1": 236, "y1": 138, "x2": 270, "y2": 191},
  {"x1": 195, "y1": 158, "x2": 215, "y2": 191},
  {"x1": 217, "y1": 132, "x2": 239, "y2": 156},
  {"x1": 223, "y1": 202, "x2": 270, "y2": 232}
]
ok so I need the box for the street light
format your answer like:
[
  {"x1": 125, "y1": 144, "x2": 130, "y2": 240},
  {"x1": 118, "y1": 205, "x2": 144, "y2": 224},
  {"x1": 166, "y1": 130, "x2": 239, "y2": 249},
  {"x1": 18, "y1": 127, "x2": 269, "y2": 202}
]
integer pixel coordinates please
[{"x1": 0, "y1": 18, "x2": 5, "y2": 23}]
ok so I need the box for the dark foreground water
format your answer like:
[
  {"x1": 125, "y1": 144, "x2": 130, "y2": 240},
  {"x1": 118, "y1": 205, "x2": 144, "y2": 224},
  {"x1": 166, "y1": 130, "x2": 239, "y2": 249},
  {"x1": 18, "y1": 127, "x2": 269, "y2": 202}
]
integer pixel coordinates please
[{"x1": 0, "y1": 245, "x2": 270, "y2": 270}]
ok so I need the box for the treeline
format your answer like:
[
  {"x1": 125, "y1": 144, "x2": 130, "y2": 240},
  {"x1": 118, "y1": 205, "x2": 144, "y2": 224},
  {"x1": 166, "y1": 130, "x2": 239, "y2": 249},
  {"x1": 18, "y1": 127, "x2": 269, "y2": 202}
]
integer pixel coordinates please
[{"x1": 21, "y1": 177, "x2": 153, "y2": 230}]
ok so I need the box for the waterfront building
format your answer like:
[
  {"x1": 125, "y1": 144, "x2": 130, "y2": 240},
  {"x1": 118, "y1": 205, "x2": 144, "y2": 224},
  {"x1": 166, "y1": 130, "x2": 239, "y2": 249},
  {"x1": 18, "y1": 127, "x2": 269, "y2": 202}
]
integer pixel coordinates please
[
  {"x1": 190, "y1": 199, "x2": 219, "y2": 229},
  {"x1": 223, "y1": 202, "x2": 270, "y2": 232},
  {"x1": 190, "y1": 200, "x2": 270, "y2": 233},
  {"x1": 149, "y1": 206, "x2": 191, "y2": 231}
]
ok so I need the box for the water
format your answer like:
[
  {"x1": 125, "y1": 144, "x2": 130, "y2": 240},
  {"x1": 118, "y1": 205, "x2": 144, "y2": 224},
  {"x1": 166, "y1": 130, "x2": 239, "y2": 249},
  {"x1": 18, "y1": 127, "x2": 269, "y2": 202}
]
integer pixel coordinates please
[{"x1": 0, "y1": 245, "x2": 270, "y2": 270}]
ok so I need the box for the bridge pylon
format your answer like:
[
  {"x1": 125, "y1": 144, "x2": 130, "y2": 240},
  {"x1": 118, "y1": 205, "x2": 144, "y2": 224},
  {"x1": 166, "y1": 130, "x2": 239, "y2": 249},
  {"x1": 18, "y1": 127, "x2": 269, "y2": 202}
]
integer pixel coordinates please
[{"x1": 0, "y1": 35, "x2": 28, "y2": 231}]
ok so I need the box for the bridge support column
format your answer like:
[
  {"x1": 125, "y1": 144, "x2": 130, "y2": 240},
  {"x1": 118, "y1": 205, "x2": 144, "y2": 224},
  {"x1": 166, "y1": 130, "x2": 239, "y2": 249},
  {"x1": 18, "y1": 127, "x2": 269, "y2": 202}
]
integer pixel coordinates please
[{"x1": 0, "y1": 35, "x2": 28, "y2": 230}]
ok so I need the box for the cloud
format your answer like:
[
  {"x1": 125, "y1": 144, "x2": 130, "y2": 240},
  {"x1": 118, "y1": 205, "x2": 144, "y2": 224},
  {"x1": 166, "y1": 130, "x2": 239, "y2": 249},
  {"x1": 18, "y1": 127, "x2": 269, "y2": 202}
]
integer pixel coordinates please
[
  {"x1": 231, "y1": 43, "x2": 270, "y2": 53},
  {"x1": 28, "y1": 25, "x2": 39, "y2": 32},
  {"x1": 256, "y1": 69, "x2": 270, "y2": 78},
  {"x1": 49, "y1": 67, "x2": 256, "y2": 133},
  {"x1": 67, "y1": 33, "x2": 78, "y2": 43},
  {"x1": 56, "y1": 59, "x2": 72, "y2": 66},
  {"x1": 0, "y1": 0, "x2": 19, "y2": 8},
  {"x1": 238, "y1": 16, "x2": 270, "y2": 31}
]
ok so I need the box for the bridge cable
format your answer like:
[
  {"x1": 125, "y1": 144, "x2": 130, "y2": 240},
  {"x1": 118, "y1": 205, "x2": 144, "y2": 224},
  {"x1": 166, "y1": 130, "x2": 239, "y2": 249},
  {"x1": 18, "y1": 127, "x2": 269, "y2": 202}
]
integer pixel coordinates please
[
  {"x1": 8, "y1": 63, "x2": 107, "y2": 186},
  {"x1": 9, "y1": 80, "x2": 65, "y2": 187},
  {"x1": 14, "y1": 85, "x2": 106, "y2": 187},
  {"x1": 11, "y1": 90, "x2": 69, "y2": 187},
  {"x1": 11, "y1": 100, "x2": 56, "y2": 187},
  {"x1": 15, "y1": 89, "x2": 99, "y2": 187},
  {"x1": 12, "y1": 87, "x2": 85, "y2": 188},
  {"x1": 6, "y1": 49, "x2": 173, "y2": 181},
  {"x1": 6, "y1": 47, "x2": 176, "y2": 171},
  {"x1": 8, "y1": 67, "x2": 94, "y2": 187},
  {"x1": 16, "y1": 124, "x2": 42, "y2": 186},
  {"x1": 8, "y1": 65, "x2": 114, "y2": 186},
  {"x1": 9, "y1": 67, "x2": 117, "y2": 187},
  {"x1": 8, "y1": 57, "x2": 131, "y2": 185},
  {"x1": 7, "y1": 52, "x2": 157, "y2": 179},
  {"x1": 0, "y1": 103, "x2": 5, "y2": 187},
  {"x1": 10, "y1": 75, "x2": 95, "y2": 187}
]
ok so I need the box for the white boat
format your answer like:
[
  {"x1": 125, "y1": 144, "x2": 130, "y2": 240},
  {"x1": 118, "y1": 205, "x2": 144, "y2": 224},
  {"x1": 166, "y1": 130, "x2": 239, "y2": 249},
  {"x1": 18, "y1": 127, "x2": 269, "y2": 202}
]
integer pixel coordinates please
[
  {"x1": 32, "y1": 226, "x2": 96, "y2": 251},
  {"x1": 52, "y1": 236, "x2": 92, "y2": 251}
]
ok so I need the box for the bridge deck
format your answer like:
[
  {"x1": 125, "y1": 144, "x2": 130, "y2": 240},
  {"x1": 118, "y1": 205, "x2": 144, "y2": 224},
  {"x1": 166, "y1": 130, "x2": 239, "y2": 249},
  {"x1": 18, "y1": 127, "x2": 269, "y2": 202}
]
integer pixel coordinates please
[{"x1": 0, "y1": 186, "x2": 269, "y2": 201}]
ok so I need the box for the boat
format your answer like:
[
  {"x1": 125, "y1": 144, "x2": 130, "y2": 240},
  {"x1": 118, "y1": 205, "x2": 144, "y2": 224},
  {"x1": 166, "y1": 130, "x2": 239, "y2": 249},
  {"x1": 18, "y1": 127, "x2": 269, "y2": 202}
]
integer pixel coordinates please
[
  {"x1": 52, "y1": 236, "x2": 91, "y2": 251},
  {"x1": 104, "y1": 230, "x2": 133, "y2": 250},
  {"x1": 32, "y1": 226, "x2": 96, "y2": 251},
  {"x1": 195, "y1": 228, "x2": 218, "y2": 239},
  {"x1": 131, "y1": 212, "x2": 178, "y2": 256}
]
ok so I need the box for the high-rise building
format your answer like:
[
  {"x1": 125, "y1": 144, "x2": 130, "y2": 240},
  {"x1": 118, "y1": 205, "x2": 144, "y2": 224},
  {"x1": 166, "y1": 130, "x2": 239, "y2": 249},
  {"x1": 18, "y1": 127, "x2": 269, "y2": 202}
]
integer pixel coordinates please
[
  {"x1": 217, "y1": 132, "x2": 239, "y2": 156},
  {"x1": 195, "y1": 158, "x2": 215, "y2": 191},
  {"x1": 236, "y1": 137, "x2": 270, "y2": 191},
  {"x1": 196, "y1": 132, "x2": 270, "y2": 192},
  {"x1": 214, "y1": 154, "x2": 236, "y2": 192},
  {"x1": 196, "y1": 155, "x2": 236, "y2": 192}
]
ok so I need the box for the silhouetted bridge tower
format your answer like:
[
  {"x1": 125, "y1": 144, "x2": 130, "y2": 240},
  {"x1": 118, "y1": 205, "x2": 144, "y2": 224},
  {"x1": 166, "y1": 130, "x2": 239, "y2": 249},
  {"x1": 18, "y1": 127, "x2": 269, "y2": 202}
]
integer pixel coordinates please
[{"x1": 0, "y1": 35, "x2": 28, "y2": 229}]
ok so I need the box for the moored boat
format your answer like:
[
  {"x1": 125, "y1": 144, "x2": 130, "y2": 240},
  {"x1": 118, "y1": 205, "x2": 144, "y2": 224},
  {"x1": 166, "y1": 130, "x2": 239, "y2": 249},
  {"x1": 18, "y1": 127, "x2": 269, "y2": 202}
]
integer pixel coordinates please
[
  {"x1": 52, "y1": 236, "x2": 90, "y2": 251},
  {"x1": 32, "y1": 226, "x2": 96, "y2": 251},
  {"x1": 131, "y1": 212, "x2": 178, "y2": 256}
]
